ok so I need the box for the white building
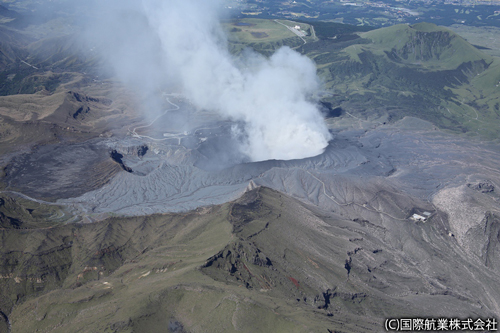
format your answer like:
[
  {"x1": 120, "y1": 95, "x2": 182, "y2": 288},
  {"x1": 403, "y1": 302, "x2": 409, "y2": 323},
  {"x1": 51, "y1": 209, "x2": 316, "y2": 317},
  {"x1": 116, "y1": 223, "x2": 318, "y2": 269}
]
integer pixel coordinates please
[{"x1": 412, "y1": 214, "x2": 426, "y2": 221}]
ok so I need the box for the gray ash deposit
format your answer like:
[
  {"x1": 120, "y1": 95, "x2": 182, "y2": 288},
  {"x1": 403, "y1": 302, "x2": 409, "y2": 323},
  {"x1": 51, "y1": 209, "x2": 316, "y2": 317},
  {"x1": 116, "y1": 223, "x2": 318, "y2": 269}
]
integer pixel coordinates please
[
  {"x1": 6, "y1": 116, "x2": 489, "y2": 227},
  {"x1": 6, "y1": 115, "x2": 500, "y2": 225}
]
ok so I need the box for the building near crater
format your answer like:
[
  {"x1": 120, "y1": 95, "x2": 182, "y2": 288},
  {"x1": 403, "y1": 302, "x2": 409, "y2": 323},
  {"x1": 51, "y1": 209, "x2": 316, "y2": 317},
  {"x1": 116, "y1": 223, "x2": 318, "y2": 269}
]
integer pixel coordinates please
[{"x1": 412, "y1": 213, "x2": 427, "y2": 221}]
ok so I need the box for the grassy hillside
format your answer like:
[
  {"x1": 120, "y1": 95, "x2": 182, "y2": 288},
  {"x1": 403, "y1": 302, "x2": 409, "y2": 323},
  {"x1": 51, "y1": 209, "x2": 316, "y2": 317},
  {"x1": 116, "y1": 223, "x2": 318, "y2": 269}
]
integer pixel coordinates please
[
  {"x1": 1, "y1": 15, "x2": 498, "y2": 140},
  {"x1": 300, "y1": 23, "x2": 500, "y2": 139},
  {"x1": 361, "y1": 23, "x2": 491, "y2": 70}
]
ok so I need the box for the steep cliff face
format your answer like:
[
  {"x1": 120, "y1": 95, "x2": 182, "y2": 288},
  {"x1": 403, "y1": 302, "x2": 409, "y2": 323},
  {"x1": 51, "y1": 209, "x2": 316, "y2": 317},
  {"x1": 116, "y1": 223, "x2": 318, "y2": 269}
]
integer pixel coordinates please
[{"x1": 393, "y1": 29, "x2": 454, "y2": 62}]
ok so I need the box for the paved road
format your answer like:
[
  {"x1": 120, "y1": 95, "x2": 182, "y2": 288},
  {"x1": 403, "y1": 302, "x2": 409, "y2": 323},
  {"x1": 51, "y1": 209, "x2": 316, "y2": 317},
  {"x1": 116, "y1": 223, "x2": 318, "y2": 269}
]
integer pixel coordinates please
[
  {"x1": 129, "y1": 94, "x2": 186, "y2": 142},
  {"x1": 274, "y1": 20, "x2": 307, "y2": 44},
  {"x1": 20, "y1": 60, "x2": 38, "y2": 69}
]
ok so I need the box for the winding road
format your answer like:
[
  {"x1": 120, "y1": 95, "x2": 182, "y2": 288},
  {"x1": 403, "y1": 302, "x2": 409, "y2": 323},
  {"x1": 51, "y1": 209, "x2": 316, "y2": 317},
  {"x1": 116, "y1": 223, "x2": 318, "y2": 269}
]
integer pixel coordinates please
[
  {"x1": 304, "y1": 170, "x2": 408, "y2": 221},
  {"x1": 128, "y1": 94, "x2": 186, "y2": 142}
]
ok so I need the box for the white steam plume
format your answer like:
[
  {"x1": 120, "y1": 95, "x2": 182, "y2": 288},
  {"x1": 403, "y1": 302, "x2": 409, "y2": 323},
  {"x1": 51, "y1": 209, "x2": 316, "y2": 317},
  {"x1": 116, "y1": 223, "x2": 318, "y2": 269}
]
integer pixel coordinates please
[{"x1": 94, "y1": 0, "x2": 331, "y2": 161}]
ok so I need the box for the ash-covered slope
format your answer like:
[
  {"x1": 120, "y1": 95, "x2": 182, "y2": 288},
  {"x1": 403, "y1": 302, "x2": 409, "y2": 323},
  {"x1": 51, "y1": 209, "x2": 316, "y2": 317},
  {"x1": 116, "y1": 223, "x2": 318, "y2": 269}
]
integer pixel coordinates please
[{"x1": 2, "y1": 187, "x2": 499, "y2": 333}]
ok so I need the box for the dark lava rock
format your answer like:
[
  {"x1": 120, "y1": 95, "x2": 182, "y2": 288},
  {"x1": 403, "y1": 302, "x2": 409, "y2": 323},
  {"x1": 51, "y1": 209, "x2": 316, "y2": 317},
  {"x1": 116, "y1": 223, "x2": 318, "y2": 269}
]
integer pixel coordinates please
[
  {"x1": 110, "y1": 150, "x2": 133, "y2": 173},
  {"x1": 468, "y1": 181, "x2": 495, "y2": 193}
]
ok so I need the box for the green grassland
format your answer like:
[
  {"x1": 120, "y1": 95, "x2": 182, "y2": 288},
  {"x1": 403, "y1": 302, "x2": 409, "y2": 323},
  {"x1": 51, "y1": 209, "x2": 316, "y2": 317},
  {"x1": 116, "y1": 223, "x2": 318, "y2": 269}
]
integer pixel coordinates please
[
  {"x1": 4, "y1": 16, "x2": 497, "y2": 140},
  {"x1": 305, "y1": 23, "x2": 500, "y2": 139},
  {"x1": 224, "y1": 20, "x2": 500, "y2": 139},
  {"x1": 448, "y1": 25, "x2": 500, "y2": 58},
  {"x1": 225, "y1": 19, "x2": 298, "y2": 43},
  {"x1": 224, "y1": 18, "x2": 315, "y2": 56},
  {"x1": 360, "y1": 23, "x2": 491, "y2": 70}
]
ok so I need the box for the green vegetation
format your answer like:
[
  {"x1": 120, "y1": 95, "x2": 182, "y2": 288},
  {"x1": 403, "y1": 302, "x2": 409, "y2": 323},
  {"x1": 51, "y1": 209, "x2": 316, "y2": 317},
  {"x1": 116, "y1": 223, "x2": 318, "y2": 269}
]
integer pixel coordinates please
[
  {"x1": 1, "y1": 188, "x2": 384, "y2": 332},
  {"x1": 361, "y1": 23, "x2": 491, "y2": 70},
  {"x1": 0, "y1": 68, "x2": 72, "y2": 95},
  {"x1": 0, "y1": 194, "x2": 70, "y2": 229},
  {"x1": 302, "y1": 23, "x2": 500, "y2": 139},
  {"x1": 2, "y1": 203, "x2": 235, "y2": 332},
  {"x1": 5, "y1": 185, "x2": 494, "y2": 332},
  {"x1": 224, "y1": 19, "x2": 296, "y2": 43},
  {"x1": 225, "y1": 19, "x2": 312, "y2": 56}
]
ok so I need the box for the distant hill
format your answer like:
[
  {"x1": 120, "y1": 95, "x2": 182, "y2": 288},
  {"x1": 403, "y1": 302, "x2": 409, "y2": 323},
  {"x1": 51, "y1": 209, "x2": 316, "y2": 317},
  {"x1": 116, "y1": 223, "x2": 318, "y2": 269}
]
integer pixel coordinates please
[
  {"x1": 0, "y1": 16, "x2": 498, "y2": 139},
  {"x1": 224, "y1": 20, "x2": 499, "y2": 139},
  {"x1": 27, "y1": 33, "x2": 98, "y2": 71},
  {"x1": 302, "y1": 22, "x2": 500, "y2": 139},
  {"x1": 361, "y1": 22, "x2": 490, "y2": 70}
]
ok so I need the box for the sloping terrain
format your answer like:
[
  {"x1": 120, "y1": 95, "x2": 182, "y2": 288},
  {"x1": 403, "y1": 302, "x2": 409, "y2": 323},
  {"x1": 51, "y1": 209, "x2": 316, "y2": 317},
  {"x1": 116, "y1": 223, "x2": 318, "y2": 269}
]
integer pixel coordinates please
[
  {"x1": 361, "y1": 22, "x2": 489, "y2": 69},
  {"x1": 1, "y1": 187, "x2": 499, "y2": 332},
  {"x1": 0, "y1": 9, "x2": 499, "y2": 333},
  {"x1": 0, "y1": 5, "x2": 143, "y2": 159},
  {"x1": 302, "y1": 22, "x2": 500, "y2": 139},
  {"x1": 0, "y1": 25, "x2": 31, "y2": 71}
]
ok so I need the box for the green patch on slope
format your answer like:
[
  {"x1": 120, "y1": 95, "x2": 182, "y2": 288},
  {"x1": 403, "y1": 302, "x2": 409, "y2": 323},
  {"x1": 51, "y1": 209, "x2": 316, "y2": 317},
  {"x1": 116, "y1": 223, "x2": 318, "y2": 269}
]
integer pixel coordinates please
[
  {"x1": 304, "y1": 22, "x2": 500, "y2": 139},
  {"x1": 361, "y1": 23, "x2": 492, "y2": 70},
  {"x1": 0, "y1": 194, "x2": 69, "y2": 229},
  {"x1": 225, "y1": 18, "x2": 313, "y2": 56}
]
